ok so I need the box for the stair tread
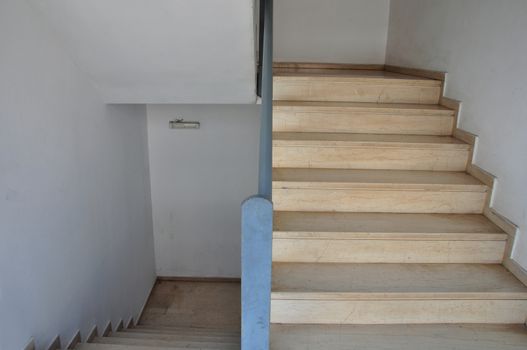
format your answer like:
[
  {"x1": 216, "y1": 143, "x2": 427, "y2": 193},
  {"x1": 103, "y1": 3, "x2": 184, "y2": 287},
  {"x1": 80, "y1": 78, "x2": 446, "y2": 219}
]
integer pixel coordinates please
[
  {"x1": 134, "y1": 325, "x2": 240, "y2": 334},
  {"x1": 115, "y1": 331, "x2": 239, "y2": 342},
  {"x1": 273, "y1": 212, "x2": 506, "y2": 240},
  {"x1": 272, "y1": 263, "x2": 527, "y2": 298},
  {"x1": 273, "y1": 132, "x2": 469, "y2": 148},
  {"x1": 274, "y1": 101, "x2": 454, "y2": 115},
  {"x1": 274, "y1": 69, "x2": 441, "y2": 86},
  {"x1": 94, "y1": 336, "x2": 239, "y2": 349},
  {"x1": 270, "y1": 324, "x2": 527, "y2": 350},
  {"x1": 77, "y1": 343, "x2": 213, "y2": 350},
  {"x1": 273, "y1": 168, "x2": 486, "y2": 191}
]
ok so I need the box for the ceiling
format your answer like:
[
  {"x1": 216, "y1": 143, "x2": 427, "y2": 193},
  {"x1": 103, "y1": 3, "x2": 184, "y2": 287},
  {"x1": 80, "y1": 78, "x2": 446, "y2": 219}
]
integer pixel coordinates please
[{"x1": 29, "y1": 0, "x2": 257, "y2": 104}]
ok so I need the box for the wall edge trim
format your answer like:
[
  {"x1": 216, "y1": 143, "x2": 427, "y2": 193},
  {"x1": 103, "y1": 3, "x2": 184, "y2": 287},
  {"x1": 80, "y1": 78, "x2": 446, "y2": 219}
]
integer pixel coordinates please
[
  {"x1": 136, "y1": 277, "x2": 158, "y2": 326},
  {"x1": 65, "y1": 330, "x2": 81, "y2": 349},
  {"x1": 388, "y1": 65, "x2": 527, "y2": 285}
]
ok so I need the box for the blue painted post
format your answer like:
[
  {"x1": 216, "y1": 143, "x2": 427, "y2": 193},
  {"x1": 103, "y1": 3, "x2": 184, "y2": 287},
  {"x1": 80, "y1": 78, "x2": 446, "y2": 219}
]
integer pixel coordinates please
[
  {"x1": 242, "y1": 0, "x2": 273, "y2": 348},
  {"x1": 241, "y1": 196, "x2": 273, "y2": 350}
]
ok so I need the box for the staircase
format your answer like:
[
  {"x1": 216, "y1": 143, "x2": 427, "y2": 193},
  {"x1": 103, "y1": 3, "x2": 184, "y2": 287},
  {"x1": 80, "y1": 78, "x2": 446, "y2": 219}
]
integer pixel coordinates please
[
  {"x1": 73, "y1": 326, "x2": 240, "y2": 350},
  {"x1": 270, "y1": 65, "x2": 527, "y2": 348},
  {"x1": 42, "y1": 65, "x2": 527, "y2": 350},
  {"x1": 60, "y1": 279, "x2": 241, "y2": 350}
]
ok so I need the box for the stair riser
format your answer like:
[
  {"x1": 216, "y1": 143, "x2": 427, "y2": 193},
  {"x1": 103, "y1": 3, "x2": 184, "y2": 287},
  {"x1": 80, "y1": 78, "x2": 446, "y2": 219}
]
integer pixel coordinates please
[
  {"x1": 273, "y1": 188, "x2": 486, "y2": 214},
  {"x1": 273, "y1": 146, "x2": 469, "y2": 171},
  {"x1": 274, "y1": 78, "x2": 441, "y2": 104},
  {"x1": 272, "y1": 239, "x2": 506, "y2": 264},
  {"x1": 273, "y1": 110, "x2": 454, "y2": 135},
  {"x1": 271, "y1": 299, "x2": 527, "y2": 324}
]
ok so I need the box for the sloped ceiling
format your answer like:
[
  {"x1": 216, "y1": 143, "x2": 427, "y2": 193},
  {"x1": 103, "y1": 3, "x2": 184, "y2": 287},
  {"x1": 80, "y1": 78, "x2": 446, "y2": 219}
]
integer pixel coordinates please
[{"x1": 28, "y1": 0, "x2": 257, "y2": 103}]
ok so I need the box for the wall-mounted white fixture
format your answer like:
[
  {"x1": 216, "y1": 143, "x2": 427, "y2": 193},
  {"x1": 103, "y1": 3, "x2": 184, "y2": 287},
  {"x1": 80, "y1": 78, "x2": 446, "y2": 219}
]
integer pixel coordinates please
[{"x1": 169, "y1": 118, "x2": 200, "y2": 129}]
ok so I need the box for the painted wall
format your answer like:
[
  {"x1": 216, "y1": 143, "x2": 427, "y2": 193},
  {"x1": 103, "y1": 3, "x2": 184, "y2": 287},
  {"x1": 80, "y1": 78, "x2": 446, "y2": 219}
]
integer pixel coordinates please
[
  {"x1": 0, "y1": 1, "x2": 156, "y2": 349},
  {"x1": 386, "y1": 0, "x2": 527, "y2": 269},
  {"x1": 147, "y1": 105, "x2": 260, "y2": 278},
  {"x1": 27, "y1": 0, "x2": 256, "y2": 104},
  {"x1": 274, "y1": 0, "x2": 390, "y2": 64}
]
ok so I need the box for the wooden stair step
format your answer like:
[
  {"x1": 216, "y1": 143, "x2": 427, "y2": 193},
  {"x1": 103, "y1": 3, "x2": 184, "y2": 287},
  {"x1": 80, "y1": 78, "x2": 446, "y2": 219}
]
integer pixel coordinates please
[
  {"x1": 272, "y1": 263, "x2": 527, "y2": 295},
  {"x1": 270, "y1": 324, "x2": 527, "y2": 350},
  {"x1": 274, "y1": 212, "x2": 506, "y2": 238},
  {"x1": 273, "y1": 168, "x2": 485, "y2": 190},
  {"x1": 94, "y1": 335, "x2": 239, "y2": 349},
  {"x1": 272, "y1": 212, "x2": 507, "y2": 263},
  {"x1": 273, "y1": 101, "x2": 455, "y2": 135},
  {"x1": 114, "y1": 331, "x2": 239, "y2": 343},
  {"x1": 132, "y1": 326, "x2": 240, "y2": 337},
  {"x1": 273, "y1": 132, "x2": 470, "y2": 171},
  {"x1": 273, "y1": 132, "x2": 468, "y2": 148},
  {"x1": 273, "y1": 169, "x2": 488, "y2": 214},
  {"x1": 273, "y1": 69, "x2": 442, "y2": 104},
  {"x1": 76, "y1": 343, "x2": 209, "y2": 350},
  {"x1": 271, "y1": 263, "x2": 527, "y2": 324}
]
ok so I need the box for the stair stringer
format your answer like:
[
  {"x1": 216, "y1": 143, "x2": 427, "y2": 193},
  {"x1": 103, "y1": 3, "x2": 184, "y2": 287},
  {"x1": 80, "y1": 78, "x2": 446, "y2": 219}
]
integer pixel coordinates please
[
  {"x1": 24, "y1": 275, "x2": 154, "y2": 350},
  {"x1": 386, "y1": 65, "x2": 524, "y2": 281},
  {"x1": 441, "y1": 96, "x2": 526, "y2": 287},
  {"x1": 387, "y1": 64, "x2": 526, "y2": 288}
]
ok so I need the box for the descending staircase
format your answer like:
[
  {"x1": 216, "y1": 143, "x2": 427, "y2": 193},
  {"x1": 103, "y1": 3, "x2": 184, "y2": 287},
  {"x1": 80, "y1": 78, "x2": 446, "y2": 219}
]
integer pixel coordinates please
[
  {"x1": 70, "y1": 325, "x2": 240, "y2": 350},
  {"x1": 78, "y1": 326, "x2": 240, "y2": 350},
  {"x1": 270, "y1": 65, "x2": 527, "y2": 347},
  {"x1": 60, "y1": 279, "x2": 241, "y2": 350}
]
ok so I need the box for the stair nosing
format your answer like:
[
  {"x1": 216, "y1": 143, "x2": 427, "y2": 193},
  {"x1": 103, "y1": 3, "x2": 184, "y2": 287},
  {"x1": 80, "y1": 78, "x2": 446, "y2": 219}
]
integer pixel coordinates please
[
  {"x1": 271, "y1": 292, "x2": 527, "y2": 301},
  {"x1": 273, "y1": 132, "x2": 469, "y2": 148},
  {"x1": 273, "y1": 101, "x2": 455, "y2": 116},
  {"x1": 273, "y1": 140, "x2": 470, "y2": 150},
  {"x1": 273, "y1": 231, "x2": 508, "y2": 241},
  {"x1": 272, "y1": 181, "x2": 487, "y2": 192},
  {"x1": 272, "y1": 169, "x2": 487, "y2": 192},
  {"x1": 273, "y1": 74, "x2": 442, "y2": 87}
]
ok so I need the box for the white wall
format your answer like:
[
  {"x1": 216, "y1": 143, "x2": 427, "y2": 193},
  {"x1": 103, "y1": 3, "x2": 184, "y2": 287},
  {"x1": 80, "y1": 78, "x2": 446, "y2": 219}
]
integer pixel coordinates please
[
  {"x1": 386, "y1": 0, "x2": 527, "y2": 269},
  {"x1": 147, "y1": 105, "x2": 260, "y2": 278},
  {"x1": 0, "y1": 1, "x2": 156, "y2": 349},
  {"x1": 27, "y1": 0, "x2": 256, "y2": 104},
  {"x1": 274, "y1": 0, "x2": 390, "y2": 64}
]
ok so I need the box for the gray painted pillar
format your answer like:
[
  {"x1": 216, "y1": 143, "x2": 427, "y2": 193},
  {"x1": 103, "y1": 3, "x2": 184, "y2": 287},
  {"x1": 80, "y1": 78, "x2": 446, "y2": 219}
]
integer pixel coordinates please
[
  {"x1": 241, "y1": 196, "x2": 273, "y2": 350},
  {"x1": 258, "y1": 0, "x2": 273, "y2": 199}
]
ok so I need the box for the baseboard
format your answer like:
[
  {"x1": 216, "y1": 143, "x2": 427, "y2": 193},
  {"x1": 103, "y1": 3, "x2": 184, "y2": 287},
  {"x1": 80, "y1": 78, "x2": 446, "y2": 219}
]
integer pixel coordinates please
[
  {"x1": 85, "y1": 325, "x2": 98, "y2": 343},
  {"x1": 157, "y1": 276, "x2": 241, "y2": 283},
  {"x1": 66, "y1": 330, "x2": 81, "y2": 349},
  {"x1": 115, "y1": 319, "x2": 124, "y2": 331},
  {"x1": 437, "y1": 99, "x2": 519, "y2": 237},
  {"x1": 384, "y1": 64, "x2": 446, "y2": 82},
  {"x1": 23, "y1": 338, "x2": 35, "y2": 350},
  {"x1": 62, "y1": 286, "x2": 149, "y2": 347},
  {"x1": 273, "y1": 62, "x2": 385, "y2": 71},
  {"x1": 404, "y1": 67, "x2": 527, "y2": 286},
  {"x1": 101, "y1": 321, "x2": 112, "y2": 337},
  {"x1": 136, "y1": 276, "x2": 158, "y2": 326},
  {"x1": 125, "y1": 317, "x2": 135, "y2": 329},
  {"x1": 504, "y1": 257, "x2": 527, "y2": 286},
  {"x1": 45, "y1": 335, "x2": 61, "y2": 350}
]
